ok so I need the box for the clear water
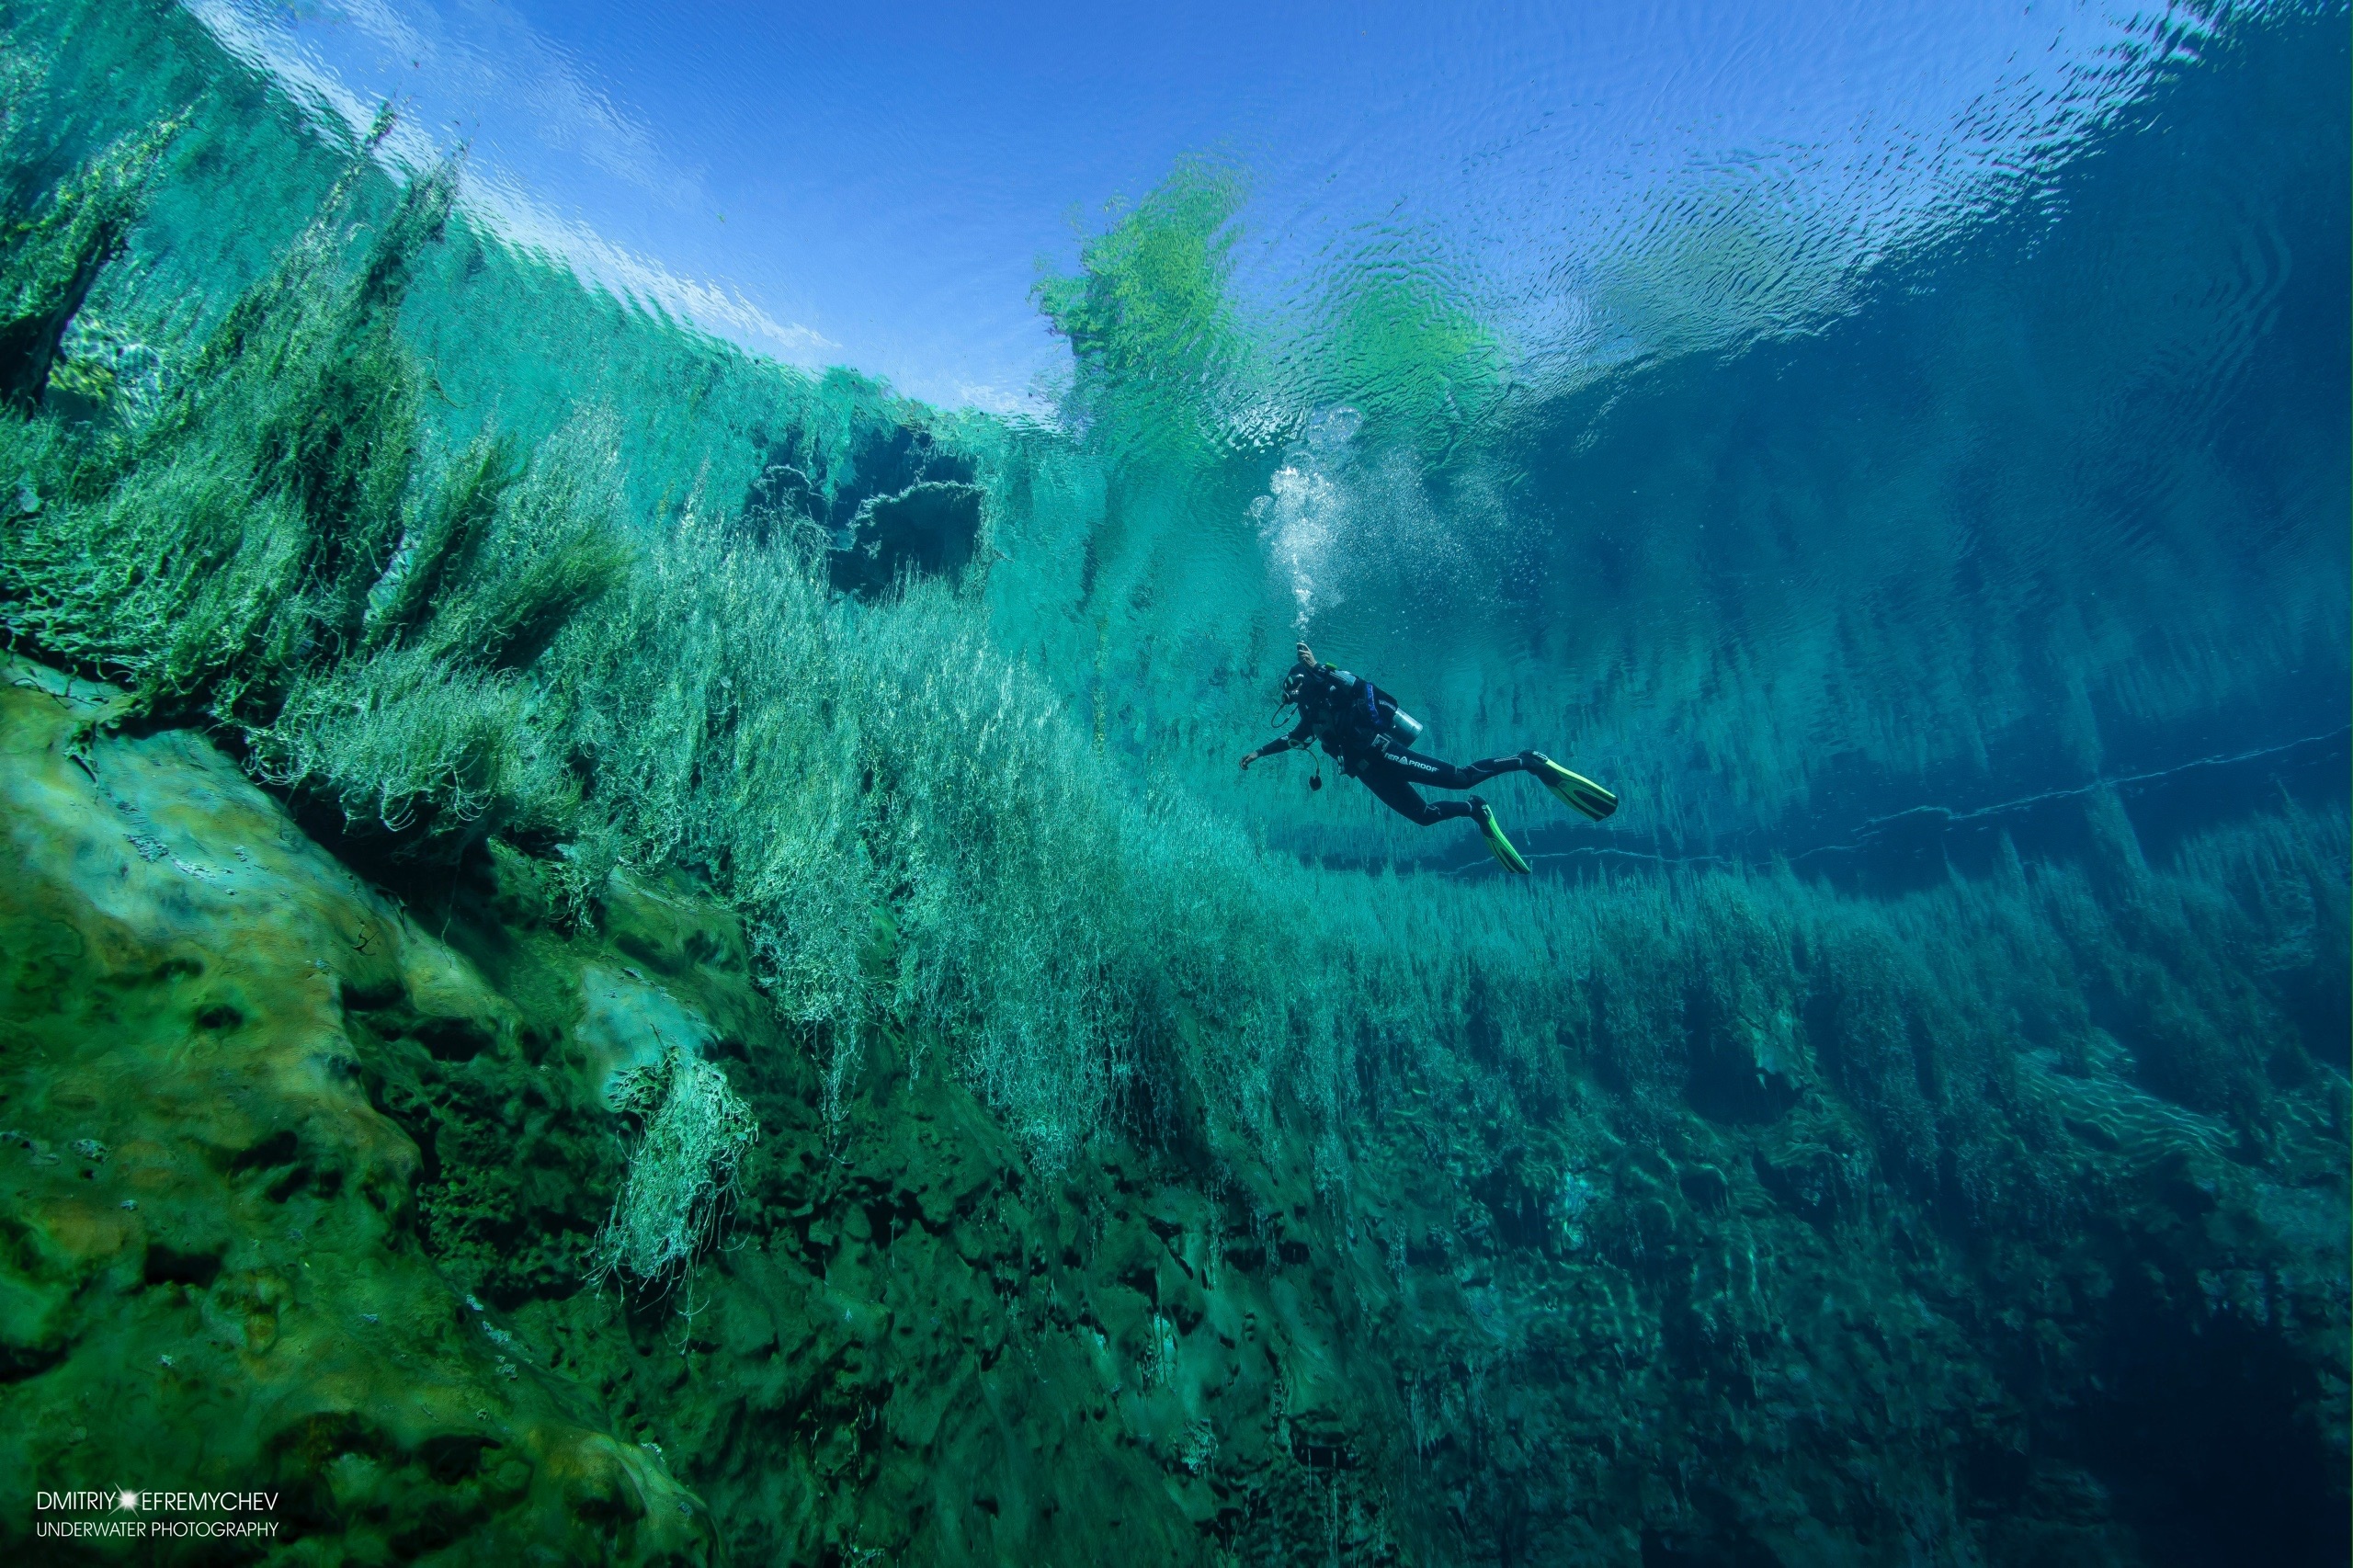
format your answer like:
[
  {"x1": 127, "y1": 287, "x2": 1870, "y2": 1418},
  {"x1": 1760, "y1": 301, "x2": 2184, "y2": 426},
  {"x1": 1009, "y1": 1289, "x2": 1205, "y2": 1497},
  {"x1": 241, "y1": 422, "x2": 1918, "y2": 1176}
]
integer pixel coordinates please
[
  {"x1": 165, "y1": 0, "x2": 2348, "y2": 883},
  {"x1": 29, "y1": 4, "x2": 2349, "y2": 896},
  {"x1": 0, "y1": 0, "x2": 2346, "y2": 1562}
]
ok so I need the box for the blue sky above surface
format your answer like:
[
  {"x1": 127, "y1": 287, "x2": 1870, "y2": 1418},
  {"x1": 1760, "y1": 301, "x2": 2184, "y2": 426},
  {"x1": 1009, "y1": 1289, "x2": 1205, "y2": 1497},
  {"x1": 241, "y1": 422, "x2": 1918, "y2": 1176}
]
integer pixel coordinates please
[{"x1": 193, "y1": 0, "x2": 2201, "y2": 409}]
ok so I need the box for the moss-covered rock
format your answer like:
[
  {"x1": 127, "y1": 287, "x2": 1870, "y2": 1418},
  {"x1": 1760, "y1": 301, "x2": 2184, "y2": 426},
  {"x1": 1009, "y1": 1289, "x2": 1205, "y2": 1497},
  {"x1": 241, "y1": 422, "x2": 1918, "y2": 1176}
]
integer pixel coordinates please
[{"x1": 0, "y1": 662, "x2": 710, "y2": 1563}]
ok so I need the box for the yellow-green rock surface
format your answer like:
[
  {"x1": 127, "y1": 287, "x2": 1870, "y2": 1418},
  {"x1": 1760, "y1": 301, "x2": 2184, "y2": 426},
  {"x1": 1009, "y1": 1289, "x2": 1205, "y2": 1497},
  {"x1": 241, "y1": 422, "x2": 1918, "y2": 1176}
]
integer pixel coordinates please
[{"x1": 0, "y1": 662, "x2": 710, "y2": 1563}]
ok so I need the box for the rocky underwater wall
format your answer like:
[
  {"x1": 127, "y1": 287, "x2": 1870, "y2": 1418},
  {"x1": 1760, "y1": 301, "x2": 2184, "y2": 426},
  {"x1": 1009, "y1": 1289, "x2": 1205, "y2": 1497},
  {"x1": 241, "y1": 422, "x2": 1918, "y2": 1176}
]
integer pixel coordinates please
[{"x1": 0, "y1": 2, "x2": 2346, "y2": 1565}]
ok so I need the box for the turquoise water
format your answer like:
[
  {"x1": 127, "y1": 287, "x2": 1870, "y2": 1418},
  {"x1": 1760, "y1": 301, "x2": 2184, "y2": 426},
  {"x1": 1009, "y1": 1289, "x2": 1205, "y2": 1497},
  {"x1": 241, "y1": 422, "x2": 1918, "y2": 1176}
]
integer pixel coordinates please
[
  {"x1": 17, "y1": 3, "x2": 2347, "y2": 888},
  {"x1": 0, "y1": 0, "x2": 2346, "y2": 1562}
]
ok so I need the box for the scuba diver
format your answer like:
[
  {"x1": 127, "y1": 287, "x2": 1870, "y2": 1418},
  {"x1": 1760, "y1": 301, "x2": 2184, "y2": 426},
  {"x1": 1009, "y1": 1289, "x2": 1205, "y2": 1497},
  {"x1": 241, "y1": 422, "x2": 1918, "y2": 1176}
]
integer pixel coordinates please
[{"x1": 1239, "y1": 642, "x2": 1618, "y2": 874}]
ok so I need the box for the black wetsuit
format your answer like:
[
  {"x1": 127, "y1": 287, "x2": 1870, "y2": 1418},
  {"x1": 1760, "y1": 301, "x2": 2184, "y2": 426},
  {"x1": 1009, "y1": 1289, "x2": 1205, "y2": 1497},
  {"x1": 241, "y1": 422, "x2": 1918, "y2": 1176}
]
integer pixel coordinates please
[{"x1": 1273, "y1": 668, "x2": 1533, "y2": 826}]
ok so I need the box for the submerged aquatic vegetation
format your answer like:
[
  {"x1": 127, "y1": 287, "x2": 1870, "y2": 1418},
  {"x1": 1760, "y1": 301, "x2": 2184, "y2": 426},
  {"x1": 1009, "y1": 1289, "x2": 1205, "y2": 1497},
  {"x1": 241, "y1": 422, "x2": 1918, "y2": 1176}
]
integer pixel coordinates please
[
  {"x1": 0, "y1": 132, "x2": 435, "y2": 714},
  {"x1": 0, "y1": 118, "x2": 629, "y2": 858},
  {"x1": 591, "y1": 1046, "x2": 760, "y2": 1291},
  {"x1": 0, "y1": 115, "x2": 177, "y2": 407},
  {"x1": 249, "y1": 412, "x2": 631, "y2": 846},
  {"x1": 250, "y1": 641, "x2": 574, "y2": 841}
]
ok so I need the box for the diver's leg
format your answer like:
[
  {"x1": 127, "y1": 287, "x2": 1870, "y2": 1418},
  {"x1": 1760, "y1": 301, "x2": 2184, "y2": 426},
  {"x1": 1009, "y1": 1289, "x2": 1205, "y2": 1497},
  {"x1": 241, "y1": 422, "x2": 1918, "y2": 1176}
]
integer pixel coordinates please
[
  {"x1": 1365, "y1": 753, "x2": 1529, "y2": 869},
  {"x1": 1383, "y1": 748, "x2": 1529, "y2": 791},
  {"x1": 1358, "y1": 756, "x2": 1473, "y2": 825}
]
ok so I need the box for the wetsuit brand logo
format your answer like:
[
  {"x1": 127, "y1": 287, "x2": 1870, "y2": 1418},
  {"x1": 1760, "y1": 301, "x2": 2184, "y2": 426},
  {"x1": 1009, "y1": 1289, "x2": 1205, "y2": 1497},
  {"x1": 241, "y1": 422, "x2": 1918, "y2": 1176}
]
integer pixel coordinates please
[{"x1": 33, "y1": 1489, "x2": 283, "y2": 1540}]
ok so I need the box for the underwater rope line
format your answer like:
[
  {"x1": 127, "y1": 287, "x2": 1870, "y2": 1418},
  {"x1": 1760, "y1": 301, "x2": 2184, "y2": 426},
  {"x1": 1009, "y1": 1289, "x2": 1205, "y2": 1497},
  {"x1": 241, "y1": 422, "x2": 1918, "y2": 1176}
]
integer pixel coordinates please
[
  {"x1": 1786, "y1": 723, "x2": 2352, "y2": 859},
  {"x1": 1441, "y1": 722, "x2": 2351, "y2": 879}
]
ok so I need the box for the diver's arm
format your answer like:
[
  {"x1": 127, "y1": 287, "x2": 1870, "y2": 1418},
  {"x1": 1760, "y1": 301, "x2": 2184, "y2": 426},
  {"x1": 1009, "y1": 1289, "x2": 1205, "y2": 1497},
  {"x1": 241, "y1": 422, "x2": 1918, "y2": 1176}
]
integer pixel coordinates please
[
  {"x1": 1242, "y1": 716, "x2": 1314, "y2": 769},
  {"x1": 1240, "y1": 736, "x2": 1296, "y2": 769},
  {"x1": 1245, "y1": 648, "x2": 1323, "y2": 769}
]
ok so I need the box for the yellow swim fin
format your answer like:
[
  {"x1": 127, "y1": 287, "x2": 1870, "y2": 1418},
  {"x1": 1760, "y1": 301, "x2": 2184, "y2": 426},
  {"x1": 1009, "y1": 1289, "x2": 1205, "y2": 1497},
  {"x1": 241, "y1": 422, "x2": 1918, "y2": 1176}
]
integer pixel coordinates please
[
  {"x1": 1471, "y1": 798, "x2": 1530, "y2": 874},
  {"x1": 1527, "y1": 752, "x2": 1618, "y2": 822}
]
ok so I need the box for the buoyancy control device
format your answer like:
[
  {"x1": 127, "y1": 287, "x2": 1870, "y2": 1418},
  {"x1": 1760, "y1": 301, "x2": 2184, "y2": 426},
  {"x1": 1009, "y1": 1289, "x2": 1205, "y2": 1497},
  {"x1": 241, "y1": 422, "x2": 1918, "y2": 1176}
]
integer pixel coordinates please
[{"x1": 1323, "y1": 666, "x2": 1424, "y2": 749}]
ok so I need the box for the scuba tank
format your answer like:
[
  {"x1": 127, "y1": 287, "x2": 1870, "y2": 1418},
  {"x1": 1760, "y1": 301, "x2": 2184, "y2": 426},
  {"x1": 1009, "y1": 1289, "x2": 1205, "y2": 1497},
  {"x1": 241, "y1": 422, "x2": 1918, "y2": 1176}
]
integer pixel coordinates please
[{"x1": 1328, "y1": 667, "x2": 1424, "y2": 749}]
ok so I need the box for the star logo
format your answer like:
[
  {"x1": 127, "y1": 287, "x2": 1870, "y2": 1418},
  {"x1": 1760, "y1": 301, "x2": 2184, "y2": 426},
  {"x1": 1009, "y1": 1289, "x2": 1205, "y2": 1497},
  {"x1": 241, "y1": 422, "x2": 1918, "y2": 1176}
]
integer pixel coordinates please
[{"x1": 117, "y1": 1491, "x2": 138, "y2": 1511}]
